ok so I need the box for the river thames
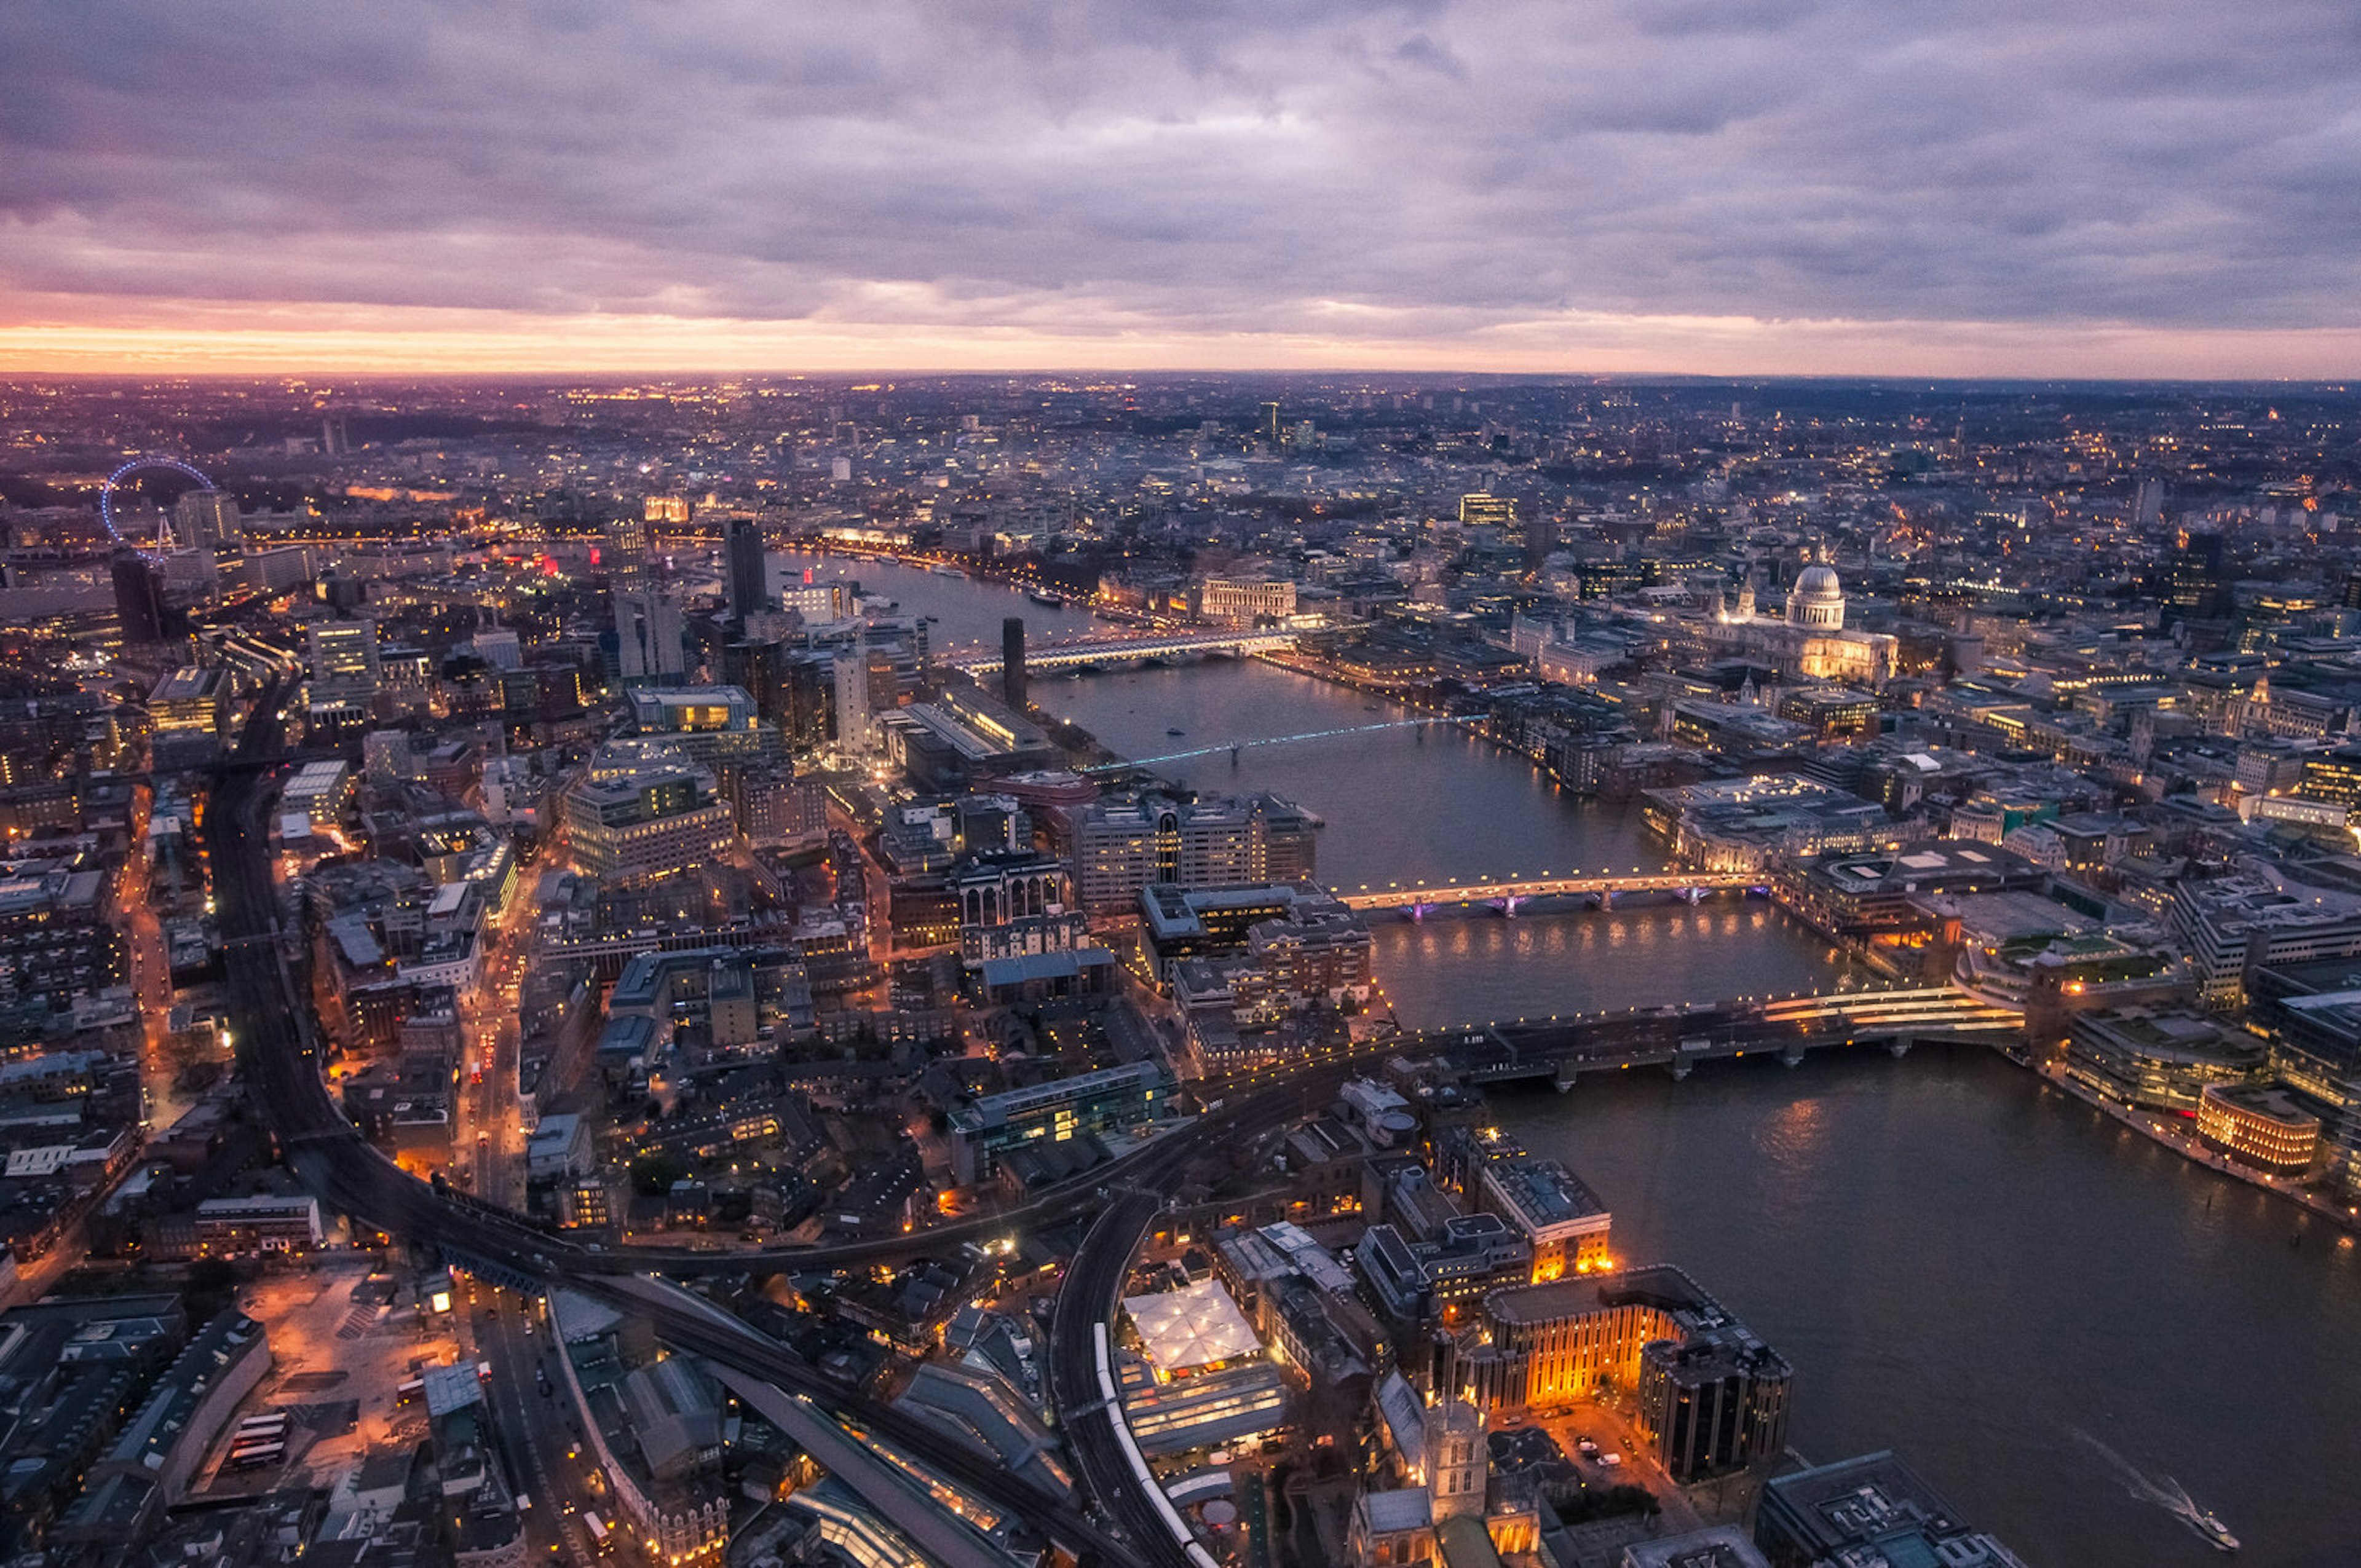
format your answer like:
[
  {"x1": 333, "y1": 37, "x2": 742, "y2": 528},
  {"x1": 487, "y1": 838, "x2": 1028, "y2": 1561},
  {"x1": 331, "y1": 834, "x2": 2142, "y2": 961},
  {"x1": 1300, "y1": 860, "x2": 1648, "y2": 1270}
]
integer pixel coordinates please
[{"x1": 796, "y1": 551, "x2": 2361, "y2": 1564}]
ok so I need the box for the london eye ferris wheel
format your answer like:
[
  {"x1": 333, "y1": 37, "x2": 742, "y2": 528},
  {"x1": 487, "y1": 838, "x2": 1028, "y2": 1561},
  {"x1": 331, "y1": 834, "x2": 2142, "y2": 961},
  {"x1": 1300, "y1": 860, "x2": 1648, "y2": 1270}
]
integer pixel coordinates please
[{"x1": 100, "y1": 457, "x2": 218, "y2": 564}]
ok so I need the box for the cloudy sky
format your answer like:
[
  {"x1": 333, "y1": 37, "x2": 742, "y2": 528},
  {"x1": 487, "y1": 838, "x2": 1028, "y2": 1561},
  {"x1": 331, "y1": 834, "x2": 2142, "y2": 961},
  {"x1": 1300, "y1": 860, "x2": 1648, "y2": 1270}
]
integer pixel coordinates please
[{"x1": 2, "y1": 0, "x2": 2355, "y2": 375}]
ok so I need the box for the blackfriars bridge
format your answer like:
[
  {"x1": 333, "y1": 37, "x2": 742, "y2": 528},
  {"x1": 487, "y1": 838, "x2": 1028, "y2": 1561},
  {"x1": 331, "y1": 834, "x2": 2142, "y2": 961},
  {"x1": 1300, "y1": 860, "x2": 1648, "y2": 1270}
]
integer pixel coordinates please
[{"x1": 1340, "y1": 869, "x2": 1761, "y2": 916}]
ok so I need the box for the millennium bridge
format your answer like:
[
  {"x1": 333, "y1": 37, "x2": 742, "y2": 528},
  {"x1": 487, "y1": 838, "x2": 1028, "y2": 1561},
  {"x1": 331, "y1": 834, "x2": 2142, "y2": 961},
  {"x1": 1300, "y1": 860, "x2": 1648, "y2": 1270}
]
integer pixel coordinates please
[{"x1": 947, "y1": 627, "x2": 1296, "y2": 674}]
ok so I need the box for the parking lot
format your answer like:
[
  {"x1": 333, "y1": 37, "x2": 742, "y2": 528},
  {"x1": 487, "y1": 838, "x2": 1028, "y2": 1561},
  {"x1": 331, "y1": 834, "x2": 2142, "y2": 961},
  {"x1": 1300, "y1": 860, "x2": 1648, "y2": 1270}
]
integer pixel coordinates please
[{"x1": 215, "y1": 1257, "x2": 467, "y2": 1492}]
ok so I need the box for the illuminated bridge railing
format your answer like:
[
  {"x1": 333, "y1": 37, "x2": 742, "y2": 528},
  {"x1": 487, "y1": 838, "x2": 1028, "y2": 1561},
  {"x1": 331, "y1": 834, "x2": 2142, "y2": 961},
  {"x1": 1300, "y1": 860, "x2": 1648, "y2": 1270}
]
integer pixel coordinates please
[
  {"x1": 1342, "y1": 870, "x2": 1758, "y2": 910},
  {"x1": 1755, "y1": 988, "x2": 2023, "y2": 1029},
  {"x1": 1436, "y1": 985, "x2": 2024, "y2": 1085}
]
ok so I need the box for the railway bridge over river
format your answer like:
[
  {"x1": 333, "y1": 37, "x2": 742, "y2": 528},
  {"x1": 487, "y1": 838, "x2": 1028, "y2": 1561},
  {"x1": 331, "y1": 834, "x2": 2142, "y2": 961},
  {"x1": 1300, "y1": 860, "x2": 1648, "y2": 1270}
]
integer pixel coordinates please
[{"x1": 1423, "y1": 985, "x2": 2022, "y2": 1089}]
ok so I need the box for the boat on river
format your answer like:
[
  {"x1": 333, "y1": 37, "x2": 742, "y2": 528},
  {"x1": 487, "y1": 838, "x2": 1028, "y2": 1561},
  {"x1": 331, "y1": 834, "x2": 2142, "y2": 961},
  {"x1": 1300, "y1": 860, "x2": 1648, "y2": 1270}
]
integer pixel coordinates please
[{"x1": 2166, "y1": 1481, "x2": 2239, "y2": 1552}]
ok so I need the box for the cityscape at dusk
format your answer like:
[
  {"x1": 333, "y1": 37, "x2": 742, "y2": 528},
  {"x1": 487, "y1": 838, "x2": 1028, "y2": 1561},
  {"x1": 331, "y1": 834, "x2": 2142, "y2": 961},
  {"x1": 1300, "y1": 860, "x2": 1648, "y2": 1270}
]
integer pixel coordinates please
[
  {"x1": 2, "y1": 7, "x2": 2360, "y2": 1568},
  {"x1": 5, "y1": 2, "x2": 2361, "y2": 376}
]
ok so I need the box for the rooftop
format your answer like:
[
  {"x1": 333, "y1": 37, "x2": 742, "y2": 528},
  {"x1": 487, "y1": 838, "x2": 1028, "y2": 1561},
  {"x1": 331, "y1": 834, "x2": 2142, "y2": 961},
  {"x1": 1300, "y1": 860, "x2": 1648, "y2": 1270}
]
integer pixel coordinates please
[
  {"x1": 1482, "y1": 1156, "x2": 1610, "y2": 1235},
  {"x1": 1123, "y1": 1278, "x2": 1262, "y2": 1375}
]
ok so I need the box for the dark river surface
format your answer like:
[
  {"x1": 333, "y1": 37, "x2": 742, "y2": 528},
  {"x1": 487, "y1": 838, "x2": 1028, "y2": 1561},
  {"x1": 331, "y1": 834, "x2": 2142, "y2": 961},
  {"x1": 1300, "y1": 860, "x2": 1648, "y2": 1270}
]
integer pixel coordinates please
[{"x1": 797, "y1": 551, "x2": 2361, "y2": 1565}]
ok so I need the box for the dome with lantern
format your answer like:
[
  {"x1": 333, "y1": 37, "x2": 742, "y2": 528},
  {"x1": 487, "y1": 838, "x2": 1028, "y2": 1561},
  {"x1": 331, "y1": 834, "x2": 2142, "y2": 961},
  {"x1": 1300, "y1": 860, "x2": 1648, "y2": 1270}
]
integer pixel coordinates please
[{"x1": 1787, "y1": 564, "x2": 1845, "y2": 630}]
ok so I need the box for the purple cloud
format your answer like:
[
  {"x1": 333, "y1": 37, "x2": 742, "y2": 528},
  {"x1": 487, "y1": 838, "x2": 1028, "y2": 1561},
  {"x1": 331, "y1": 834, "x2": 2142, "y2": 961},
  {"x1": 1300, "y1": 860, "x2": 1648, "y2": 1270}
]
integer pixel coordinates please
[{"x1": 2, "y1": 0, "x2": 2356, "y2": 355}]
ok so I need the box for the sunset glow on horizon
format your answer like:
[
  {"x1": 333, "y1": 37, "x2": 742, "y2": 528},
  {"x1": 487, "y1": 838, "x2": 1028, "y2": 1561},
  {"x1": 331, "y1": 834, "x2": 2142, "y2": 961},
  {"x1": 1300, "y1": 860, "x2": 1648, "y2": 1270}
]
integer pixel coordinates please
[
  {"x1": 6, "y1": 0, "x2": 2355, "y2": 380},
  {"x1": 6, "y1": 303, "x2": 2359, "y2": 383}
]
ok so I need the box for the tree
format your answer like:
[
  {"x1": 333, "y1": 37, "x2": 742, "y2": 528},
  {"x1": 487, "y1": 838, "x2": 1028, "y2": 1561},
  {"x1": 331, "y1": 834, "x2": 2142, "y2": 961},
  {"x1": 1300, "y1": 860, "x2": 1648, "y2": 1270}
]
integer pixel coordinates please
[{"x1": 630, "y1": 1152, "x2": 687, "y2": 1196}]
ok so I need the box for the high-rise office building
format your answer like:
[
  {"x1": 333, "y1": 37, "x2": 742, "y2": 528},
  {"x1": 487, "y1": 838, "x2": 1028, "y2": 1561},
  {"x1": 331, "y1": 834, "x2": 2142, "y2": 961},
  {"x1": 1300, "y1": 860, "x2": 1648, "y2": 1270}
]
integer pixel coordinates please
[
  {"x1": 1458, "y1": 492, "x2": 1517, "y2": 528},
  {"x1": 1525, "y1": 514, "x2": 1557, "y2": 575},
  {"x1": 626, "y1": 685, "x2": 770, "y2": 765},
  {"x1": 2164, "y1": 528, "x2": 2232, "y2": 623},
  {"x1": 602, "y1": 515, "x2": 651, "y2": 591},
  {"x1": 831, "y1": 647, "x2": 871, "y2": 753},
  {"x1": 1260, "y1": 401, "x2": 1281, "y2": 444},
  {"x1": 148, "y1": 666, "x2": 231, "y2": 740},
  {"x1": 158, "y1": 546, "x2": 221, "y2": 605},
  {"x1": 1002, "y1": 617, "x2": 1027, "y2": 711},
  {"x1": 307, "y1": 617, "x2": 381, "y2": 685},
  {"x1": 777, "y1": 577, "x2": 850, "y2": 621},
  {"x1": 614, "y1": 590, "x2": 687, "y2": 683},
  {"x1": 111, "y1": 551, "x2": 167, "y2": 645},
  {"x1": 947, "y1": 1062, "x2": 1173, "y2": 1186},
  {"x1": 726, "y1": 516, "x2": 767, "y2": 623},
  {"x1": 173, "y1": 489, "x2": 243, "y2": 550}
]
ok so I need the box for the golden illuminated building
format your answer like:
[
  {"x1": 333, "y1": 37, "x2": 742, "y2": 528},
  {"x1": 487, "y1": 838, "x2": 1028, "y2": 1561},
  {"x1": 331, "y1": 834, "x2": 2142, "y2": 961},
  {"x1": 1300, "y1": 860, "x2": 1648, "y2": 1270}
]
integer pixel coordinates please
[
  {"x1": 1458, "y1": 492, "x2": 1517, "y2": 527},
  {"x1": 1707, "y1": 564, "x2": 1898, "y2": 687},
  {"x1": 1475, "y1": 1154, "x2": 1612, "y2": 1281},
  {"x1": 1459, "y1": 1267, "x2": 1793, "y2": 1479},
  {"x1": 2195, "y1": 1082, "x2": 2320, "y2": 1174},
  {"x1": 1461, "y1": 1273, "x2": 1680, "y2": 1409}
]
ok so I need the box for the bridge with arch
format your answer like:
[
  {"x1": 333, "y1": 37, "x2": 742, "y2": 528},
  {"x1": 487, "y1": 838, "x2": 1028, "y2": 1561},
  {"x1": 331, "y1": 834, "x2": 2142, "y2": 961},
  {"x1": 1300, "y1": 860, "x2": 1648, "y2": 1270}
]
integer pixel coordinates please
[
  {"x1": 1341, "y1": 868, "x2": 1760, "y2": 916},
  {"x1": 946, "y1": 627, "x2": 1297, "y2": 674}
]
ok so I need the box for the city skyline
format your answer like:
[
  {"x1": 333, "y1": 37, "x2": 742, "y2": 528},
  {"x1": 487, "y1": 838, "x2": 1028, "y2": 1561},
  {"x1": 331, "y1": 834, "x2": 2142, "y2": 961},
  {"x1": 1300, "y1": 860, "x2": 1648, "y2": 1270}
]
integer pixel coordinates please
[
  {"x1": 5, "y1": 1, "x2": 2359, "y2": 377},
  {"x1": 1, "y1": 372, "x2": 2356, "y2": 1562}
]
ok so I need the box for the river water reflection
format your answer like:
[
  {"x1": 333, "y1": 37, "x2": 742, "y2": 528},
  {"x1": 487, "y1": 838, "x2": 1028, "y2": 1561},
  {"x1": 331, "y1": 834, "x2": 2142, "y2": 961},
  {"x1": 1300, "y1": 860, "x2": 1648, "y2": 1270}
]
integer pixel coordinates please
[
  {"x1": 789, "y1": 551, "x2": 2357, "y2": 1564},
  {"x1": 1494, "y1": 1049, "x2": 2361, "y2": 1567},
  {"x1": 1036, "y1": 658, "x2": 1859, "y2": 1028}
]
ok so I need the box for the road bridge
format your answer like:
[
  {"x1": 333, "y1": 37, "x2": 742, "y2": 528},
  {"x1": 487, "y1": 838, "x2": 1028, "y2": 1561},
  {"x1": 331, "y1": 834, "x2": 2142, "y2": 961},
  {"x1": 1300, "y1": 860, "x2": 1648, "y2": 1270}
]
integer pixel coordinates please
[
  {"x1": 947, "y1": 628, "x2": 1295, "y2": 674},
  {"x1": 1341, "y1": 869, "x2": 1759, "y2": 915}
]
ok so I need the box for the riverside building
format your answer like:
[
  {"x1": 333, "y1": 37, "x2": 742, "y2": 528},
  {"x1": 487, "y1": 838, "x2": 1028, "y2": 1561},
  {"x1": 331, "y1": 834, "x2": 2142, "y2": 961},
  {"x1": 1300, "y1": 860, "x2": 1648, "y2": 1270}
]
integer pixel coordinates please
[
  {"x1": 2247, "y1": 955, "x2": 2361, "y2": 1196},
  {"x1": 2194, "y1": 1082, "x2": 2321, "y2": 1173},
  {"x1": 1756, "y1": 1451, "x2": 2027, "y2": 1567},
  {"x1": 1459, "y1": 1266, "x2": 1790, "y2": 1479},
  {"x1": 1476, "y1": 1154, "x2": 1613, "y2": 1280}
]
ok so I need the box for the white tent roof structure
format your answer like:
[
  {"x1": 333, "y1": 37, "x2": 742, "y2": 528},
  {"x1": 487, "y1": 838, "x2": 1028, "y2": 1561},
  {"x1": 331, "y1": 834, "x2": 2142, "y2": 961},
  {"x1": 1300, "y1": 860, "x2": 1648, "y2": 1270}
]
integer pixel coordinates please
[{"x1": 1122, "y1": 1279, "x2": 1261, "y2": 1375}]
